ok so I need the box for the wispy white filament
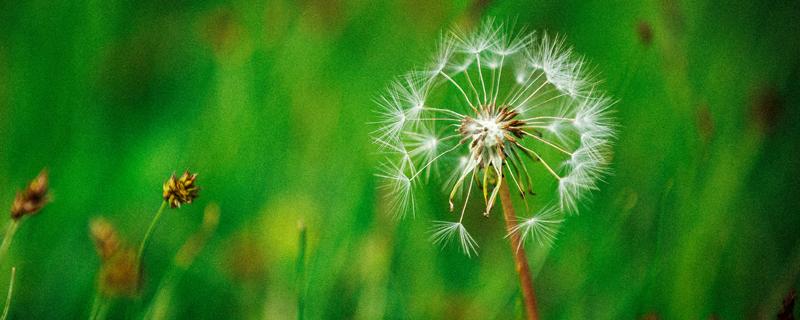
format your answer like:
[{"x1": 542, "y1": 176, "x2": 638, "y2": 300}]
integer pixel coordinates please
[{"x1": 374, "y1": 20, "x2": 615, "y2": 255}]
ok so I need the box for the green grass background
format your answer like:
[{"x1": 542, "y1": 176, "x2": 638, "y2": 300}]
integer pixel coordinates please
[{"x1": 1, "y1": 0, "x2": 799, "y2": 319}]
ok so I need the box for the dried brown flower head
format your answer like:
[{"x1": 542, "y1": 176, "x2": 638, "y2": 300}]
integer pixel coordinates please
[
  {"x1": 98, "y1": 248, "x2": 140, "y2": 297},
  {"x1": 88, "y1": 218, "x2": 140, "y2": 297},
  {"x1": 636, "y1": 20, "x2": 653, "y2": 46},
  {"x1": 90, "y1": 218, "x2": 120, "y2": 261},
  {"x1": 11, "y1": 169, "x2": 50, "y2": 220},
  {"x1": 162, "y1": 171, "x2": 199, "y2": 208}
]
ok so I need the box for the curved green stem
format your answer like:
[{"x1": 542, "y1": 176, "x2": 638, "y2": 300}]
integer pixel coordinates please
[
  {"x1": 0, "y1": 221, "x2": 20, "y2": 264},
  {"x1": 1, "y1": 267, "x2": 16, "y2": 320},
  {"x1": 137, "y1": 202, "x2": 168, "y2": 266}
]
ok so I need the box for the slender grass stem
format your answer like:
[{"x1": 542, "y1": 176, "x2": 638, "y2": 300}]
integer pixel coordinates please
[
  {"x1": 143, "y1": 268, "x2": 179, "y2": 320},
  {"x1": 1, "y1": 267, "x2": 15, "y2": 320},
  {"x1": 498, "y1": 178, "x2": 539, "y2": 320},
  {"x1": 0, "y1": 221, "x2": 20, "y2": 263},
  {"x1": 296, "y1": 221, "x2": 307, "y2": 320},
  {"x1": 144, "y1": 204, "x2": 219, "y2": 320},
  {"x1": 88, "y1": 292, "x2": 106, "y2": 320},
  {"x1": 137, "y1": 202, "x2": 168, "y2": 265}
]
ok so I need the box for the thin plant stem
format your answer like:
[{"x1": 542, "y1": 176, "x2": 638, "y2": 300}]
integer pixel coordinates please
[
  {"x1": 88, "y1": 292, "x2": 107, "y2": 320},
  {"x1": 296, "y1": 221, "x2": 307, "y2": 320},
  {"x1": 137, "y1": 202, "x2": 168, "y2": 265},
  {"x1": 498, "y1": 178, "x2": 539, "y2": 320},
  {"x1": 1, "y1": 267, "x2": 15, "y2": 320},
  {"x1": 144, "y1": 204, "x2": 220, "y2": 320},
  {"x1": 0, "y1": 221, "x2": 20, "y2": 263},
  {"x1": 143, "y1": 268, "x2": 180, "y2": 320}
]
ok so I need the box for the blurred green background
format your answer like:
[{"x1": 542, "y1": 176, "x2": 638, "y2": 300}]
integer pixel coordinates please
[{"x1": 1, "y1": 0, "x2": 799, "y2": 319}]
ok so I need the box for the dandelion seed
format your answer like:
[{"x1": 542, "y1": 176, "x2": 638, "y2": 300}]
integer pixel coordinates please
[
  {"x1": 507, "y1": 206, "x2": 563, "y2": 250},
  {"x1": 377, "y1": 160, "x2": 415, "y2": 219},
  {"x1": 430, "y1": 221, "x2": 478, "y2": 257},
  {"x1": 374, "y1": 19, "x2": 615, "y2": 254}
]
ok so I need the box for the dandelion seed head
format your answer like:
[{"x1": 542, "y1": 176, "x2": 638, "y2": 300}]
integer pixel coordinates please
[{"x1": 373, "y1": 19, "x2": 615, "y2": 254}]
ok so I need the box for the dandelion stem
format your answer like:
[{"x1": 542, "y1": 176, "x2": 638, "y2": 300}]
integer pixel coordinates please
[
  {"x1": 0, "y1": 221, "x2": 20, "y2": 263},
  {"x1": 137, "y1": 201, "x2": 168, "y2": 266},
  {"x1": 1, "y1": 267, "x2": 15, "y2": 320},
  {"x1": 499, "y1": 178, "x2": 539, "y2": 320}
]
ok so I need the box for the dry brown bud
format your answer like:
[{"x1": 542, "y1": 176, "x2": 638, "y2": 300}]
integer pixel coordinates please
[
  {"x1": 636, "y1": 20, "x2": 653, "y2": 47},
  {"x1": 98, "y1": 248, "x2": 140, "y2": 297},
  {"x1": 11, "y1": 169, "x2": 50, "y2": 220},
  {"x1": 90, "y1": 218, "x2": 120, "y2": 262},
  {"x1": 162, "y1": 171, "x2": 200, "y2": 208}
]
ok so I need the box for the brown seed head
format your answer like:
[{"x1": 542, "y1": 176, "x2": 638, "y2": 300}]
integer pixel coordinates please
[
  {"x1": 98, "y1": 248, "x2": 140, "y2": 297},
  {"x1": 11, "y1": 169, "x2": 50, "y2": 220},
  {"x1": 90, "y1": 218, "x2": 121, "y2": 262},
  {"x1": 636, "y1": 20, "x2": 653, "y2": 47},
  {"x1": 162, "y1": 171, "x2": 200, "y2": 208}
]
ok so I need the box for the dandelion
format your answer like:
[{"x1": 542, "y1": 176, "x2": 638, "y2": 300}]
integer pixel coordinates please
[
  {"x1": 374, "y1": 19, "x2": 615, "y2": 319},
  {"x1": 374, "y1": 20, "x2": 613, "y2": 250}
]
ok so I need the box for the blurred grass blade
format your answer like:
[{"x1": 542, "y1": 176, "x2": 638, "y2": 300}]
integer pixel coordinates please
[
  {"x1": 1, "y1": 267, "x2": 15, "y2": 320},
  {"x1": 296, "y1": 221, "x2": 307, "y2": 320}
]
